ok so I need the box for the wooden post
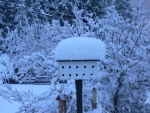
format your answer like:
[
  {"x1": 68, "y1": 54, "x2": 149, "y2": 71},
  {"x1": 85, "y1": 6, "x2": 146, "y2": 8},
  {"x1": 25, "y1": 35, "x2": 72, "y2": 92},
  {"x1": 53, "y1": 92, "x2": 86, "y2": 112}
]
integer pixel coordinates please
[
  {"x1": 56, "y1": 95, "x2": 67, "y2": 113},
  {"x1": 92, "y1": 88, "x2": 97, "y2": 109},
  {"x1": 75, "y1": 80, "x2": 83, "y2": 113}
]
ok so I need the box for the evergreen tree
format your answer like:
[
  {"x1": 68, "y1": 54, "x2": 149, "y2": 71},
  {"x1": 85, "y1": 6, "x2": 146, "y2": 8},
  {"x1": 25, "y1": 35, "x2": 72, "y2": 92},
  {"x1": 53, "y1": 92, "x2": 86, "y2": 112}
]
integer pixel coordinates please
[
  {"x1": 114, "y1": 0, "x2": 132, "y2": 18},
  {"x1": 0, "y1": 0, "x2": 18, "y2": 36}
]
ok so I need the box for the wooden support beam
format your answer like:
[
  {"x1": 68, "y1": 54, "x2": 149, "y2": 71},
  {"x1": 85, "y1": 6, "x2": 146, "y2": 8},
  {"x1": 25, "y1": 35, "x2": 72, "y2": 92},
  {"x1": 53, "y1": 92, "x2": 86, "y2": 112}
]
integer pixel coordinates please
[
  {"x1": 92, "y1": 88, "x2": 97, "y2": 109},
  {"x1": 75, "y1": 80, "x2": 83, "y2": 113}
]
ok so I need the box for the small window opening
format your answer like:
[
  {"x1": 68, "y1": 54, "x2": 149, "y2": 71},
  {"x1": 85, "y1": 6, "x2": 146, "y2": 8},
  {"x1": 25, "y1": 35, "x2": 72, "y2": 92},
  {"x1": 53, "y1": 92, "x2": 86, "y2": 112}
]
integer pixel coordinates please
[
  {"x1": 92, "y1": 66, "x2": 94, "y2": 68},
  {"x1": 76, "y1": 74, "x2": 78, "y2": 76},
  {"x1": 62, "y1": 74, "x2": 64, "y2": 76},
  {"x1": 83, "y1": 74, "x2": 85, "y2": 76},
  {"x1": 84, "y1": 66, "x2": 86, "y2": 68},
  {"x1": 91, "y1": 74, "x2": 93, "y2": 76},
  {"x1": 62, "y1": 66, "x2": 64, "y2": 69},
  {"x1": 76, "y1": 66, "x2": 78, "y2": 68},
  {"x1": 69, "y1": 74, "x2": 71, "y2": 76},
  {"x1": 69, "y1": 66, "x2": 71, "y2": 68}
]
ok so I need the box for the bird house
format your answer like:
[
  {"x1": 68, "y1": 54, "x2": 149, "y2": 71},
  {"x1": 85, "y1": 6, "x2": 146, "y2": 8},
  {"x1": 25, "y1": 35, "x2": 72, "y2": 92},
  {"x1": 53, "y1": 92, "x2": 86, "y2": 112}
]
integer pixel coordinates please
[
  {"x1": 56, "y1": 94, "x2": 67, "y2": 113},
  {"x1": 55, "y1": 37, "x2": 105, "y2": 80}
]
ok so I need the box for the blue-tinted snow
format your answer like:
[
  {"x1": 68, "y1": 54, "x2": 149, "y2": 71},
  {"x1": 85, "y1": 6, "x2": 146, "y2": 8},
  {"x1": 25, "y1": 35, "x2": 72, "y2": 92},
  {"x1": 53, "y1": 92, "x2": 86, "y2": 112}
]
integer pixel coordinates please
[{"x1": 55, "y1": 37, "x2": 105, "y2": 61}]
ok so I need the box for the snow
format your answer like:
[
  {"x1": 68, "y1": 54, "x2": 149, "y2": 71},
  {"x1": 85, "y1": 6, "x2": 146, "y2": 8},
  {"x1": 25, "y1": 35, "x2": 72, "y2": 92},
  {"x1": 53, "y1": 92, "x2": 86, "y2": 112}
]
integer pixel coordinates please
[
  {"x1": 0, "y1": 64, "x2": 6, "y2": 72},
  {"x1": 0, "y1": 54, "x2": 10, "y2": 61},
  {"x1": 146, "y1": 91, "x2": 150, "y2": 104},
  {"x1": 0, "y1": 85, "x2": 50, "y2": 113},
  {"x1": 0, "y1": 54, "x2": 15, "y2": 81},
  {"x1": 0, "y1": 54, "x2": 10, "y2": 72},
  {"x1": 55, "y1": 37, "x2": 105, "y2": 61},
  {"x1": 87, "y1": 104, "x2": 102, "y2": 113},
  {"x1": 57, "y1": 94, "x2": 68, "y2": 101},
  {"x1": 0, "y1": 84, "x2": 103, "y2": 113},
  {"x1": 0, "y1": 97, "x2": 20, "y2": 113}
]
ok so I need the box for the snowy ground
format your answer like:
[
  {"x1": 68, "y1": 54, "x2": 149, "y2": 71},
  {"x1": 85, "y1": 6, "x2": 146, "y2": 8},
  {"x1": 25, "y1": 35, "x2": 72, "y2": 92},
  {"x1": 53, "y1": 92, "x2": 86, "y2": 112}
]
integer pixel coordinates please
[
  {"x1": 0, "y1": 84, "x2": 50, "y2": 113},
  {"x1": 0, "y1": 84, "x2": 103, "y2": 113},
  {"x1": 1, "y1": 84, "x2": 148, "y2": 113},
  {"x1": 146, "y1": 91, "x2": 150, "y2": 104}
]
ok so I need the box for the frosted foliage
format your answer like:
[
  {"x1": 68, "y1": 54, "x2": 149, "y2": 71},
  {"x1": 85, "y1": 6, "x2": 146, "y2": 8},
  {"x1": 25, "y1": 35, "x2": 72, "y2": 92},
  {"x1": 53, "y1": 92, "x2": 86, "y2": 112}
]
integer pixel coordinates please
[
  {"x1": 0, "y1": 54, "x2": 15, "y2": 82},
  {"x1": 55, "y1": 37, "x2": 105, "y2": 61},
  {"x1": 6, "y1": 23, "x2": 60, "y2": 60},
  {"x1": 5, "y1": 11, "x2": 96, "y2": 61},
  {"x1": 87, "y1": 104, "x2": 102, "y2": 113},
  {"x1": 94, "y1": 6, "x2": 150, "y2": 113},
  {"x1": 0, "y1": 2, "x2": 150, "y2": 113},
  {"x1": 15, "y1": 51, "x2": 58, "y2": 83}
]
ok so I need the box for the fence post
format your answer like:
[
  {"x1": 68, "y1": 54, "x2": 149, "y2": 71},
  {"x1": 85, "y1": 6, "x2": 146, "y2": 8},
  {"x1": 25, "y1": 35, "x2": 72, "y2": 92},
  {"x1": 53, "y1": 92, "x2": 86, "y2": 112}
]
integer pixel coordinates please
[
  {"x1": 56, "y1": 94, "x2": 67, "y2": 113},
  {"x1": 92, "y1": 88, "x2": 97, "y2": 109},
  {"x1": 76, "y1": 80, "x2": 83, "y2": 113}
]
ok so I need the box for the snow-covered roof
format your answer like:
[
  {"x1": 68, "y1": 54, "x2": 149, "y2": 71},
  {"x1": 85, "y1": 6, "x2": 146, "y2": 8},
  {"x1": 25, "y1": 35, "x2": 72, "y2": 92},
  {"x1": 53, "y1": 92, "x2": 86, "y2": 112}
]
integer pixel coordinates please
[
  {"x1": 56, "y1": 94, "x2": 67, "y2": 101},
  {"x1": 55, "y1": 37, "x2": 105, "y2": 61}
]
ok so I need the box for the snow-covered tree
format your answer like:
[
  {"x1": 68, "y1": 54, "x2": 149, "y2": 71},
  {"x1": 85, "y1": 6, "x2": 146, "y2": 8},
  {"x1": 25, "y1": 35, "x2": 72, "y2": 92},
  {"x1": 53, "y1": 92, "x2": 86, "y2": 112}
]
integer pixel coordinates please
[
  {"x1": 114, "y1": 0, "x2": 132, "y2": 19},
  {"x1": 5, "y1": 22, "x2": 55, "y2": 59},
  {"x1": 0, "y1": 0, "x2": 18, "y2": 36},
  {"x1": 5, "y1": 20, "x2": 74, "y2": 83},
  {"x1": 93, "y1": 4, "x2": 150, "y2": 113},
  {"x1": 0, "y1": 32, "x2": 4, "y2": 52}
]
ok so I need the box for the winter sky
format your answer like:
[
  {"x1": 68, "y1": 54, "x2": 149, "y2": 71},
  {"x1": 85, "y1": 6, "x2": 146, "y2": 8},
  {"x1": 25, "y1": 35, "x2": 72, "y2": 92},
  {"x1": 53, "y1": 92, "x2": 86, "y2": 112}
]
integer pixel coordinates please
[{"x1": 130, "y1": 0, "x2": 150, "y2": 9}]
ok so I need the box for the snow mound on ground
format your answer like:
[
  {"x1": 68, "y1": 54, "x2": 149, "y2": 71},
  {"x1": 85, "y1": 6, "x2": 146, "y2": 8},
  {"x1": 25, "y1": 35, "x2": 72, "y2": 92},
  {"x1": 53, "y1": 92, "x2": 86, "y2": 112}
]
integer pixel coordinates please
[
  {"x1": 146, "y1": 91, "x2": 150, "y2": 104},
  {"x1": 0, "y1": 64, "x2": 6, "y2": 72},
  {"x1": 0, "y1": 54, "x2": 10, "y2": 72},
  {"x1": 87, "y1": 104, "x2": 102, "y2": 113},
  {"x1": 0, "y1": 85, "x2": 50, "y2": 113},
  {"x1": 0, "y1": 54, "x2": 15, "y2": 82},
  {"x1": 55, "y1": 37, "x2": 105, "y2": 61}
]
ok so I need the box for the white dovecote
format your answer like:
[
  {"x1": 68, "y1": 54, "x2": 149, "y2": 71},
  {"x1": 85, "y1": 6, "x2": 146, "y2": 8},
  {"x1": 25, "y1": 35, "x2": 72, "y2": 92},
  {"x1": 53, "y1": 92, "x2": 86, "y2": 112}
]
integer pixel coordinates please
[{"x1": 55, "y1": 37, "x2": 105, "y2": 80}]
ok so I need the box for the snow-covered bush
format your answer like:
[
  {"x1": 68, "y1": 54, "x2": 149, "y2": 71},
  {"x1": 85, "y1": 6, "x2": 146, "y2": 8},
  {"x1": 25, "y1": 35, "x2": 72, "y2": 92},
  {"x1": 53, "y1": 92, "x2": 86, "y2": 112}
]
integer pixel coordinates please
[
  {"x1": 14, "y1": 51, "x2": 58, "y2": 83},
  {"x1": 0, "y1": 54, "x2": 16, "y2": 83}
]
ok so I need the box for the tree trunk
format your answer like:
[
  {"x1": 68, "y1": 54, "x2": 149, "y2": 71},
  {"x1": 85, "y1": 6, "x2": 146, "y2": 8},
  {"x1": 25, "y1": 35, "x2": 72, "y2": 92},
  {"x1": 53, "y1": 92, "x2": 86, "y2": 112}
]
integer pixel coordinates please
[
  {"x1": 113, "y1": 88, "x2": 119, "y2": 113},
  {"x1": 113, "y1": 75, "x2": 123, "y2": 113}
]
